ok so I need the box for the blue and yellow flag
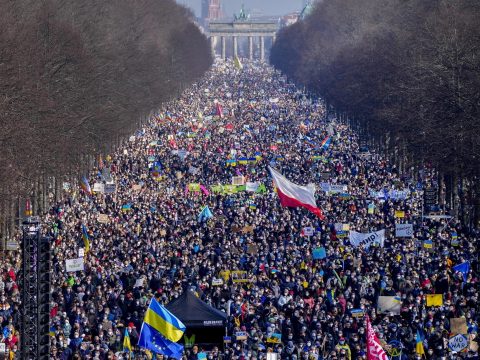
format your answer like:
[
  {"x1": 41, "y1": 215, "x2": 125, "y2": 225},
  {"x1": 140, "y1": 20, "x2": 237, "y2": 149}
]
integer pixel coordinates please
[
  {"x1": 81, "y1": 224, "x2": 90, "y2": 253},
  {"x1": 138, "y1": 323, "x2": 184, "y2": 359},
  {"x1": 416, "y1": 330, "x2": 425, "y2": 355},
  {"x1": 123, "y1": 328, "x2": 132, "y2": 353},
  {"x1": 198, "y1": 206, "x2": 213, "y2": 223},
  {"x1": 143, "y1": 298, "x2": 186, "y2": 342}
]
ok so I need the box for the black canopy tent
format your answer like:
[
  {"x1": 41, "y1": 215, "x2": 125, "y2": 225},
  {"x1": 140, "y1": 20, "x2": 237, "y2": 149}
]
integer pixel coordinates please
[{"x1": 166, "y1": 291, "x2": 227, "y2": 347}]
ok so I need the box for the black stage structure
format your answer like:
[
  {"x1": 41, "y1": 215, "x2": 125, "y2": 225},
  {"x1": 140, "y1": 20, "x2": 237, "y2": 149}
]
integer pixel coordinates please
[{"x1": 19, "y1": 217, "x2": 50, "y2": 360}]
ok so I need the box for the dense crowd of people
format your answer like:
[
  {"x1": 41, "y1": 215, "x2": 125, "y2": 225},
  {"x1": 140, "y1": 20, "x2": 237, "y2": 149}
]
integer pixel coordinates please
[{"x1": 0, "y1": 60, "x2": 478, "y2": 360}]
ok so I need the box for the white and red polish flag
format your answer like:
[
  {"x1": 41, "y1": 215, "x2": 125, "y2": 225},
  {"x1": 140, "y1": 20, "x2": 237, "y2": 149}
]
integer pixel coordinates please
[
  {"x1": 365, "y1": 315, "x2": 389, "y2": 360},
  {"x1": 268, "y1": 166, "x2": 325, "y2": 220}
]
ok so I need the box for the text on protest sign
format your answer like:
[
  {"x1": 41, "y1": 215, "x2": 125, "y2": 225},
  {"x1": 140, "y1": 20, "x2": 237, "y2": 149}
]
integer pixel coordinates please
[
  {"x1": 65, "y1": 258, "x2": 85, "y2": 272},
  {"x1": 349, "y1": 230, "x2": 385, "y2": 248},
  {"x1": 395, "y1": 223, "x2": 413, "y2": 238}
]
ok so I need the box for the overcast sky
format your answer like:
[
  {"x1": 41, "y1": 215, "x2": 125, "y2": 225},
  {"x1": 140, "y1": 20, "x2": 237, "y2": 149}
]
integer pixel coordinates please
[{"x1": 177, "y1": 0, "x2": 305, "y2": 17}]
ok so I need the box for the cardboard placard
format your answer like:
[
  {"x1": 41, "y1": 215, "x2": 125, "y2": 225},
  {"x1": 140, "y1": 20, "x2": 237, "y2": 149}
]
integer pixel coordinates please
[
  {"x1": 65, "y1": 258, "x2": 85, "y2": 272},
  {"x1": 5, "y1": 241, "x2": 19, "y2": 251},
  {"x1": 247, "y1": 244, "x2": 259, "y2": 255},
  {"x1": 377, "y1": 296, "x2": 401, "y2": 314},
  {"x1": 241, "y1": 225, "x2": 254, "y2": 234},
  {"x1": 98, "y1": 214, "x2": 110, "y2": 224},
  {"x1": 448, "y1": 334, "x2": 468, "y2": 353},
  {"x1": 450, "y1": 318, "x2": 468, "y2": 335},
  {"x1": 303, "y1": 227, "x2": 315, "y2": 236},
  {"x1": 231, "y1": 271, "x2": 250, "y2": 283}
]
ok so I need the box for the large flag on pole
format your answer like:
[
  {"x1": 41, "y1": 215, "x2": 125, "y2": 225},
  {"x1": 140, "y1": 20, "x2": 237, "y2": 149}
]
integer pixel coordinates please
[
  {"x1": 216, "y1": 103, "x2": 224, "y2": 118},
  {"x1": 138, "y1": 297, "x2": 186, "y2": 359},
  {"x1": 415, "y1": 329, "x2": 425, "y2": 355},
  {"x1": 452, "y1": 261, "x2": 470, "y2": 281},
  {"x1": 81, "y1": 224, "x2": 91, "y2": 254},
  {"x1": 198, "y1": 206, "x2": 213, "y2": 223},
  {"x1": 234, "y1": 55, "x2": 243, "y2": 70},
  {"x1": 80, "y1": 176, "x2": 92, "y2": 195},
  {"x1": 268, "y1": 166, "x2": 325, "y2": 220},
  {"x1": 365, "y1": 315, "x2": 389, "y2": 360}
]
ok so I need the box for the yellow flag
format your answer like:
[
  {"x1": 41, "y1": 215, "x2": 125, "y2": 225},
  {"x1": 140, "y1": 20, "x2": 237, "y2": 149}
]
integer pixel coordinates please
[
  {"x1": 426, "y1": 294, "x2": 443, "y2": 307},
  {"x1": 395, "y1": 210, "x2": 405, "y2": 218},
  {"x1": 234, "y1": 55, "x2": 243, "y2": 70}
]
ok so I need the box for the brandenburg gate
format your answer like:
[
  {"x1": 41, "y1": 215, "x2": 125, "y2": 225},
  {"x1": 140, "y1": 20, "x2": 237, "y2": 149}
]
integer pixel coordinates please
[{"x1": 208, "y1": 20, "x2": 279, "y2": 61}]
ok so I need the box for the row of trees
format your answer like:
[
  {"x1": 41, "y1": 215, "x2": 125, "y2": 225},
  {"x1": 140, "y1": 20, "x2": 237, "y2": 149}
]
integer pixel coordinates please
[
  {"x1": 271, "y1": 0, "x2": 480, "y2": 227},
  {"x1": 0, "y1": 0, "x2": 212, "y2": 239}
]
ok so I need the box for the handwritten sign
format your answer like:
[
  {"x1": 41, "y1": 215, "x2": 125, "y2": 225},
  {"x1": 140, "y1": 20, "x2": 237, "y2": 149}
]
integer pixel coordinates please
[
  {"x1": 65, "y1": 258, "x2": 85, "y2": 272},
  {"x1": 395, "y1": 223, "x2": 413, "y2": 237},
  {"x1": 448, "y1": 334, "x2": 468, "y2": 353},
  {"x1": 450, "y1": 318, "x2": 468, "y2": 335},
  {"x1": 303, "y1": 227, "x2": 314, "y2": 236}
]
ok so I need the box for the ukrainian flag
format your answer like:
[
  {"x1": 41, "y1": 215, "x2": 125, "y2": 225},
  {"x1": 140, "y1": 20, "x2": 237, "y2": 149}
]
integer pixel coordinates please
[
  {"x1": 123, "y1": 328, "x2": 132, "y2": 353},
  {"x1": 81, "y1": 224, "x2": 90, "y2": 253},
  {"x1": 416, "y1": 330, "x2": 425, "y2": 355},
  {"x1": 143, "y1": 298, "x2": 185, "y2": 342}
]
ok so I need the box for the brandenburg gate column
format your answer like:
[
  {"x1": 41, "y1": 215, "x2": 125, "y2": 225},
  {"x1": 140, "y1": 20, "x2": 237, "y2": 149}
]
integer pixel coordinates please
[
  {"x1": 233, "y1": 36, "x2": 238, "y2": 58},
  {"x1": 260, "y1": 36, "x2": 265, "y2": 62},
  {"x1": 210, "y1": 36, "x2": 216, "y2": 57},
  {"x1": 248, "y1": 36, "x2": 253, "y2": 60},
  {"x1": 221, "y1": 36, "x2": 226, "y2": 60}
]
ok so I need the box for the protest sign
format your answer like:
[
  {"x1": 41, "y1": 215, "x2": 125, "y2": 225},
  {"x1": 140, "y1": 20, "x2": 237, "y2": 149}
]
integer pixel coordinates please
[
  {"x1": 328, "y1": 184, "x2": 347, "y2": 194},
  {"x1": 246, "y1": 182, "x2": 260, "y2": 192},
  {"x1": 212, "y1": 278, "x2": 224, "y2": 286},
  {"x1": 93, "y1": 183, "x2": 104, "y2": 193},
  {"x1": 247, "y1": 244, "x2": 259, "y2": 255},
  {"x1": 132, "y1": 184, "x2": 142, "y2": 191},
  {"x1": 394, "y1": 211, "x2": 405, "y2": 218},
  {"x1": 78, "y1": 248, "x2": 85, "y2": 258},
  {"x1": 312, "y1": 247, "x2": 327, "y2": 260},
  {"x1": 448, "y1": 334, "x2": 468, "y2": 353},
  {"x1": 378, "y1": 296, "x2": 402, "y2": 314},
  {"x1": 426, "y1": 294, "x2": 443, "y2": 307},
  {"x1": 5, "y1": 241, "x2": 19, "y2": 251},
  {"x1": 231, "y1": 271, "x2": 250, "y2": 283},
  {"x1": 450, "y1": 318, "x2": 468, "y2": 334},
  {"x1": 241, "y1": 225, "x2": 254, "y2": 234},
  {"x1": 235, "y1": 331, "x2": 248, "y2": 341},
  {"x1": 303, "y1": 227, "x2": 314, "y2": 236},
  {"x1": 232, "y1": 176, "x2": 246, "y2": 186},
  {"x1": 423, "y1": 240, "x2": 433, "y2": 249},
  {"x1": 266, "y1": 333, "x2": 282, "y2": 344},
  {"x1": 395, "y1": 223, "x2": 413, "y2": 237},
  {"x1": 351, "y1": 309, "x2": 365, "y2": 318},
  {"x1": 266, "y1": 354, "x2": 279, "y2": 360},
  {"x1": 350, "y1": 230, "x2": 385, "y2": 248},
  {"x1": 65, "y1": 258, "x2": 85, "y2": 272},
  {"x1": 104, "y1": 184, "x2": 116, "y2": 194}
]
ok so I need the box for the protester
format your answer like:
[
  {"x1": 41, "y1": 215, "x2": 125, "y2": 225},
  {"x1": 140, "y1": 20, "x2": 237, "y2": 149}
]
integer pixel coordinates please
[{"x1": 0, "y1": 59, "x2": 478, "y2": 360}]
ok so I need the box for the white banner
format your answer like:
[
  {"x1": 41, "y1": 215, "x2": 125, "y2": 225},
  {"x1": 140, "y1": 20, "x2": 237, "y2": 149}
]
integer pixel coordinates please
[
  {"x1": 65, "y1": 258, "x2": 85, "y2": 272},
  {"x1": 93, "y1": 182, "x2": 105, "y2": 193},
  {"x1": 350, "y1": 230, "x2": 385, "y2": 248},
  {"x1": 395, "y1": 223, "x2": 413, "y2": 238},
  {"x1": 328, "y1": 184, "x2": 348, "y2": 194},
  {"x1": 246, "y1": 182, "x2": 259, "y2": 192}
]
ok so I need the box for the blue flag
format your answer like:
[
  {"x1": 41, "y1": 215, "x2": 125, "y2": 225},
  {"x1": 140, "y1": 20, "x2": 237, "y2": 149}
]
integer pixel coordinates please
[
  {"x1": 138, "y1": 323, "x2": 184, "y2": 359},
  {"x1": 452, "y1": 262, "x2": 470, "y2": 282},
  {"x1": 198, "y1": 206, "x2": 213, "y2": 223}
]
